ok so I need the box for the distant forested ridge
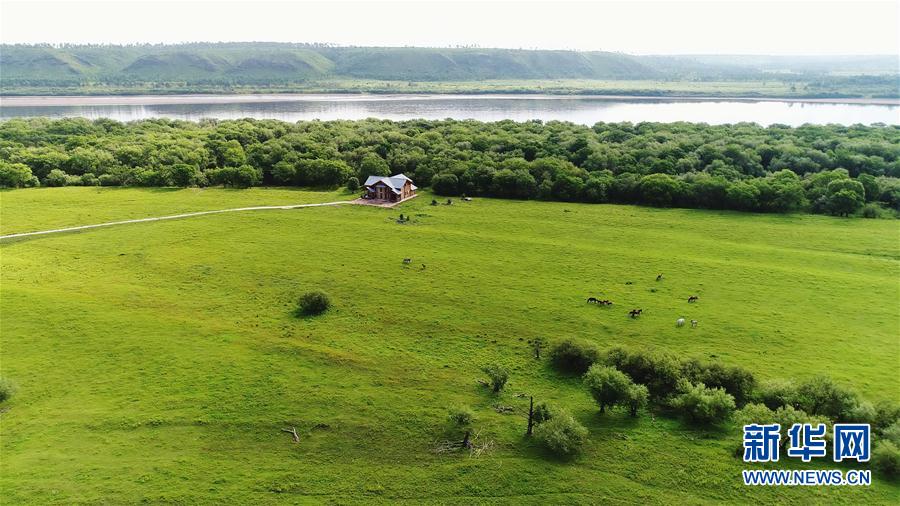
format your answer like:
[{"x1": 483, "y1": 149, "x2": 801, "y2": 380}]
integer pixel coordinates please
[
  {"x1": 1, "y1": 117, "x2": 898, "y2": 217},
  {"x1": 1, "y1": 43, "x2": 898, "y2": 97}
]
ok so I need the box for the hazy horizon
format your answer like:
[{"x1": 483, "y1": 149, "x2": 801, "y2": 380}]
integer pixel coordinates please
[
  {"x1": 2, "y1": 40, "x2": 898, "y2": 59},
  {"x1": 1, "y1": 0, "x2": 898, "y2": 56}
]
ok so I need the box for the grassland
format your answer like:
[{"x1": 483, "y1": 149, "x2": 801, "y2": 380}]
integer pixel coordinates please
[{"x1": 1, "y1": 188, "x2": 898, "y2": 504}]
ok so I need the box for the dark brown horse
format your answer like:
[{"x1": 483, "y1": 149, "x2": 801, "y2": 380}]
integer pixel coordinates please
[
  {"x1": 688, "y1": 296, "x2": 699, "y2": 303},
  {"x1": 587, "y1": 297, "x2": 599, "y2": 304},
  {"x1": 629, "y1": 308, "x2": 643, "y2": 318}
]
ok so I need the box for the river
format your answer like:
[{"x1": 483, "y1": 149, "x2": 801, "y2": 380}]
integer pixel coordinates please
[{"x1": 1, "y1": 94, "x2": 898, "y2": 126}]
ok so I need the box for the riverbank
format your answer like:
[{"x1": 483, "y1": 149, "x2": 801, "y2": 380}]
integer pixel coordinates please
[
  {"x1": 3, "y1": 92, "x2": 899, "y2": 107},
  {"x1": 2, "y1": 77, "x2": 898, "y2": 103}
]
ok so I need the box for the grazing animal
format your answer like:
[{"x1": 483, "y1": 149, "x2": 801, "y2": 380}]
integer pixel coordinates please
[
  {"x1": 691, "y1": 320, "x2": 698, "y2": 328},
  {"x1": 402, "y1": 258, "x2": 412, "y2": 265},
  {"x1": 587, "y1": 297, "x2": 599, "y2": 304},
  {"x1": 656, "y1": 273, "x2": 664, "y2": 282},
  {"x1": 688, "y1": 296, "x2": 699, "y2": 303},
  {"x1": 676, "y1": 318, "x2": 686, "y2": 327},
  {"x1": 600, "y1": 300, "x2": 614, "y2": 306},
  {"x1": 629, "y1": 309, "x2": 643, "y2": 318}
]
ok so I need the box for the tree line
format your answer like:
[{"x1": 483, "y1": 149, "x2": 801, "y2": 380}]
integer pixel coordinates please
[{"x1": 1, "y1": 117, "x2": 898, "y2": 217}]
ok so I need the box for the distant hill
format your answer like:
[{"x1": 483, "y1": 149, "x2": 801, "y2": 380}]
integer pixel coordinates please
[{"x1": 1, "y1": 43, "x2": 897, "y2": 94}]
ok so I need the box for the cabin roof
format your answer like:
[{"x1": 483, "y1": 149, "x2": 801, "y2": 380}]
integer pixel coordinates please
[{"x1": 364, "y1": 174, "x2": 417, "y2": 194}]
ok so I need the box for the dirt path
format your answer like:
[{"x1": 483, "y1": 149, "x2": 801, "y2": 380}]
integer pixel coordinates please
[{"x1": 0, "y1": 201, "x2": 354, "y2": 241}]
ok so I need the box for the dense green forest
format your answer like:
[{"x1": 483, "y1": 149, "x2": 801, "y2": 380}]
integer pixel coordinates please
[
  {"x1": 1, "y1": 117, "x2": 898, "y2": 217},
  {"x1": 2, "y1": 43, "x2": 898, "y2": 98}
]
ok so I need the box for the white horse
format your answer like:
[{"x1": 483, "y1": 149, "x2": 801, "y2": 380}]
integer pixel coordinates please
[
  {"x1": 691, "y1": 319, "x2": 698, "y2": 328},
  {"x1": 676, "y1": 318, "x2": 686, "y2": 327}
]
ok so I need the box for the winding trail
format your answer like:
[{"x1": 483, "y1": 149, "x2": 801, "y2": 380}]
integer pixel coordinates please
[{"x1": 0, "y1": 200, "x2": 354, "y2": 241}]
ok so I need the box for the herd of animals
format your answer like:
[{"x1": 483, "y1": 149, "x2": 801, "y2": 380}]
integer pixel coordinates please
[{"x1": 587, "y1": 273, "x2": 700, "y2": 328}]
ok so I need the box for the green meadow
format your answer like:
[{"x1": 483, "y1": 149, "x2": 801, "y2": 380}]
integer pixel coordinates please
[{"x1": 1, "y1": 187, "x2": 898, "y2": 504}]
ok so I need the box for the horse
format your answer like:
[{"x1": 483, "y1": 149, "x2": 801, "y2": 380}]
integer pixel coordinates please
[
  {"x1": 600, "y1": 300, "x2": 614, "y2": 306},
  {"x1": 676, "y1": 318, "x2": 686, "y2": 327},
  {"x1": 629, "y1": 309, "x2": 643, "y2": 318},
  {"x1": 403, "y1": 258, "x2": 412, "y2": 265},
  {"x1": 656, "y1": 274, "x2": 664, "y2": 282},
  {"x1": 688, "y1": 295, "x2": 699, "y2": 303},
  {"x1": 587, "y1": 297, "x2": 599, "y2": 304},
  {"x1": 691, "y1": 320, "x2": 698, "y2": 328}
]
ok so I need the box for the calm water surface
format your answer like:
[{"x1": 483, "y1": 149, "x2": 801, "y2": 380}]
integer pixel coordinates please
[{"x1": 2, "y1": 94, "x2": 898, "y2": 126}]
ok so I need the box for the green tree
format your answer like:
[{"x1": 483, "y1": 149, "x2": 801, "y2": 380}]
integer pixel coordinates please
[
  {"x1": 583, "y1": 365, "x2": 632, "y2": 413},
  {"x1": 0, "y1": 162, "x2": 35, "y2": 188}
]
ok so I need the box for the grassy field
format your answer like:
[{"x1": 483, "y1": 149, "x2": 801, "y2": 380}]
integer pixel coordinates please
[{"x1": 1, "y1": 188, "x2": 898, "y2": 504}]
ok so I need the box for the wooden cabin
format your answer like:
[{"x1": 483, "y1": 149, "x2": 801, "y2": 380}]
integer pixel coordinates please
[{"x1": 363, "y1": 174, "x2": 417, "y2": 202}]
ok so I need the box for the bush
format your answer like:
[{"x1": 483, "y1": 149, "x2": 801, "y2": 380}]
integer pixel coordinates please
[
  {"x1": 861, "y1": 203, "x2": 881, "y2": 218},
  {"x1": 605, "y1": 347, "x2": 682, "y2": 400},
  {"x1": 346, "y1": 176, "x2": 360, "y2": 191},
  {"x1": 98, "y1": 173, "x2": 122, "y2": 186},
  {"x1": 533, "y1": 410, "x2": 589, "y2": 456},
  {"x1": 432, "y1": 173, "x2": 460, "y2": 196},
  {"x1": 0, "y1": 161, "x2": 35, "y2": 188},
  {"x1": 583, "y1": 364, "x2": 632, "y2": 413},
  {"x1": 0, "y1": 378, "x2": 15, "y2": 403},
  {"x1": 44, "y1": 168, "x2": 70, "y2": 187},
  {"x1": 755, "y1": 379, "x2": 797, "y2": 410},
  {"x1": 681, "y1": 359, "x2": 756, "y2": 406},
  {"x1": 532, "y1": 402, "x2": 556, "y2": 425},
  {"x1": 548, "y1": 338, "x2": 600, "y2": 374},
  {"x1": 80, "y1": 173, "x2": 100, "y2": 186},
  {"x1": 624, "y1": 383, "x2": 650, "y2": 417},
  {"x1": 882, "y1": 421, "x2": 900, "y2": 446},
  {"x1": 794, "y1": 375, "x2": 859, "y2": 421},
  {"x1": 670, "y1": 381, "x2": 736, "y2": 425},
  {"x1": 297, "y1": 291, "x2": 331, "y2": 316},
  {"x1": 482, "y1": 364, "x2": 509, "y2": 393},
  {"x1": 872, "y1": 441, "x2": 900, "y2": 480},
  {"x1": 448, "y1": 405, "x2": 475, "y2": 426}
]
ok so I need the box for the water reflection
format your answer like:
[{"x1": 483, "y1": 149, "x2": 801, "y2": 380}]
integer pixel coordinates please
[{"x1": 2, "y1": 96, "x2": 898, "y2": 126}]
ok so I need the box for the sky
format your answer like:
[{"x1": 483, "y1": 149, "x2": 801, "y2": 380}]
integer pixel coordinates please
[{"x1": 0, "y1": 0, "x2": 897, "y2": 55}]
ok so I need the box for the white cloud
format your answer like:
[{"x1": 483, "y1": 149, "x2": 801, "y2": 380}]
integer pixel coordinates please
[{"x1": 1, "y1": 0, "x2": 897, "y2": 55}]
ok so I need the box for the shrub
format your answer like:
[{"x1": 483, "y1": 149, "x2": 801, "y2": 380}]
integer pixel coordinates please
[
  {"x1": 98, "y1": 174, "x2": 122, "y2": 186},
  {"x1": 0, "y1": 162, "x2": 34, "y2": 188},
  {"x1": 874, "y1": 400, "x2": 900, "y2": 433},
  {"x1": 44, "y1": 168, "x2": 70, "y2": 187},
  {"x1": 605, "y1": 347, "x2": 682, "y2": 400},
  {"x1": 482, "y1": 364, "x2": 509, "y2": 393},
  {"x1": 624, "y1": 383, "x2": 650, "y2": 417},
  {"x1": 548, "y1": 338, "x2": 600, "y2": 374},
  {"x1": 583, "y1": 364, "x2": 632, "y2": 413},
  {"x1": 432, "y1": 173, "x2": 460, "y2": 196},
  {"x1": 682, "y1": 359, "x2": 756, "y2": 406},
  {"x1": 80, "y1": 173, "x2": 100, "y2": 186},
  {"x1": 447, "y1": 405, "x2": 475, "y2": 426},
  {"x1": 794, "y1": 375, "x2": 859, "y2": 421},
  {"x1": 346, "y1": 177, "x2": 360, "y2": 191},
  {"x1": 882, "y1": 421, "x2": 900, "y2": 446},
  {"x1": 533, "y1": 410, "x2": 588, "y2": 456},
  {"x1": 0, "y1": 378, "x2": 15, "y2": 403},
  {"x1": 532, "y1": 402, "x2": 556, "y2": 425},
  {"x1": 872, "y1": 441, "x2": 900, "y2": 480},
  {"x1": 861, "y1": 203, "x2": 881, "y2": 218},
  {"x1": 297, "y1": 291, "x2": 331, "y2": 316},
  {"x1": 755, "y1": 379, "x2": 797, "y2": 410},
  {"x1": 670, "y1": 381, "x2": 736, "y2": 425}
]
